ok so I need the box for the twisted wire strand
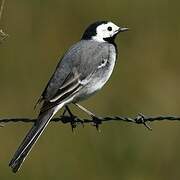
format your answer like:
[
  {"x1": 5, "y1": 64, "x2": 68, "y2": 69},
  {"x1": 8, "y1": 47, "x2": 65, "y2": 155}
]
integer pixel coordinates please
[{"x1": 0, "y1": 114, "x2": 180, "y2": 130}]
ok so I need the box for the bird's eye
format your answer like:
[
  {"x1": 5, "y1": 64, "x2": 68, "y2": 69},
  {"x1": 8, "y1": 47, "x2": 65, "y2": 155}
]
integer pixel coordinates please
[{"x1": 107, "y1": 26, "x2": 112, "y2": 31}]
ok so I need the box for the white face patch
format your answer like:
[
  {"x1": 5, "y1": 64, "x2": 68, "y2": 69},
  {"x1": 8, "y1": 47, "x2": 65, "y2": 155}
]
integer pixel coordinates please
[{"x1": 92, "y1": 22, "x2": 120, "y2": 42}]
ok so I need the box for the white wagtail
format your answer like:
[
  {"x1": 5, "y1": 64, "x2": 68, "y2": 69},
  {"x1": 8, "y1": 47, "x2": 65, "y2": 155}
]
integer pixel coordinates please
[{"x1": 9, "y1": 21, "x2": 128, "y2": 172}]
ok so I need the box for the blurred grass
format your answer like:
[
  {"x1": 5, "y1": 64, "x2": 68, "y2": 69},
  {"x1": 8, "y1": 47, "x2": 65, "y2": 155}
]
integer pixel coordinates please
[{"x1": 0, "y1": 0, "x2": 180, "y2": 179}]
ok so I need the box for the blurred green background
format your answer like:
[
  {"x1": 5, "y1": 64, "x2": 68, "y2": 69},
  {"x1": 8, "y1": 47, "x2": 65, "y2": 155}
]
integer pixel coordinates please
[{"x1": 0, "y1": 0, "x2": 180, "y2": 179}]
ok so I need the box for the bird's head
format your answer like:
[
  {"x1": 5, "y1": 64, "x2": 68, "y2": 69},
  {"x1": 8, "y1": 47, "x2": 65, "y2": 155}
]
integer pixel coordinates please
[{"x1": 82, "y1": 21, "x2": 128, "y2": 43}]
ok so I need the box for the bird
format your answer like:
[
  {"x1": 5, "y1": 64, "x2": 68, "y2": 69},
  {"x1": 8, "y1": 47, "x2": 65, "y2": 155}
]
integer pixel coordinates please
[{"x1": 9, "y1": 20, "x2": 128, "y2": 173}]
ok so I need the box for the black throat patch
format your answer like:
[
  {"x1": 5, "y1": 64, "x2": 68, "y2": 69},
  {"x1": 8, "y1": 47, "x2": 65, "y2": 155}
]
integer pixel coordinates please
[{"x1": 103, "y1": 35, "x2": 117, "y2": 45}]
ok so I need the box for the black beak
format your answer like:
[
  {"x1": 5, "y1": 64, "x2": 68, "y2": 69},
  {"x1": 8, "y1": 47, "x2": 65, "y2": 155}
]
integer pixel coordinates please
[{"x1": 118, "y1": 27, "x2": 128, "y2": 32}]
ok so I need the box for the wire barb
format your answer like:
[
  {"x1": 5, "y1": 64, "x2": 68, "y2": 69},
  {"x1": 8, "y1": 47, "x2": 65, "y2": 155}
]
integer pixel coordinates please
[{"x1": 135, "y1": 113, "x2": 152, "y2": 131}]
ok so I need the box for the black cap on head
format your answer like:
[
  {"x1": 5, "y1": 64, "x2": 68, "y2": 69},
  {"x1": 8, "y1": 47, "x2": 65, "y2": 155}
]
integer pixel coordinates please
[{"x1": 81, "y1": 21, "x2": 108, "y2": 40}]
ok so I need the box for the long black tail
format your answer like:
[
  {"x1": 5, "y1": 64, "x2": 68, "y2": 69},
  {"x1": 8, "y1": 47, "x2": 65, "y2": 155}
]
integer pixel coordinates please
[{"x1": 9, "y1": 106, "x2": 60, "y2": 173}]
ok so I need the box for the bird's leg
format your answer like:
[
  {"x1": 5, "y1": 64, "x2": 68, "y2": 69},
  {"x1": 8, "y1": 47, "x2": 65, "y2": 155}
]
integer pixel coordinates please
[
  {"x1": 74, "y1": 103, "x2": 102, "y2": 131},
  {"x1": 62, "y1": 105, "x2": 84, "y2": 130},
  {"x1": 62, "y1": 106, "x2": 67, "y2": 116},
  {"x1": 64, "y1": 105, "x2": 77, "y2": 131}
]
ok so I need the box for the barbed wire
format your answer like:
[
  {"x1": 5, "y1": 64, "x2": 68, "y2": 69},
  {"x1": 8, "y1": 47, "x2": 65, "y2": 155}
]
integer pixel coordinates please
[{"x1": 0, "y1": 113, "x2": 180, "y2": 131}]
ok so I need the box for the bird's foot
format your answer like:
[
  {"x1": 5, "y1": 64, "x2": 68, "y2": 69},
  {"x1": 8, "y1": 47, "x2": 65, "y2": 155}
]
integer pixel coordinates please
[
  {"x1": 73, "y1": 103, "x2": 102, "y2": 131},
  {"x1": 62, "y1": 107, "x2": 84, "y2": 132},
  {"x1": 70, "y1": 115, "x2": 78, "y2": 132},
  {"x1": 70, "y1": 115, "x2": 84, "y2": 132},
  {"x1": 91, "y1": 116, "x2": 102, "y2": 132}
]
